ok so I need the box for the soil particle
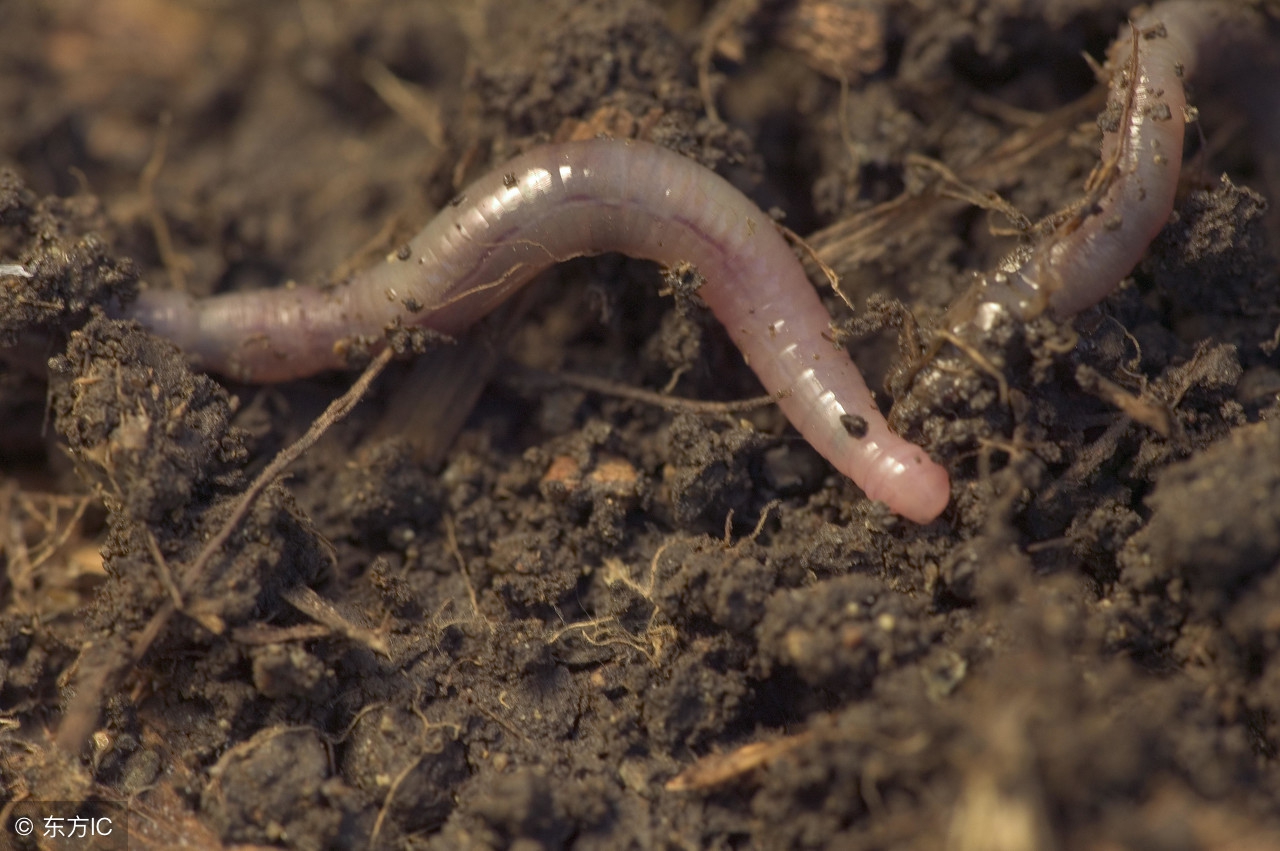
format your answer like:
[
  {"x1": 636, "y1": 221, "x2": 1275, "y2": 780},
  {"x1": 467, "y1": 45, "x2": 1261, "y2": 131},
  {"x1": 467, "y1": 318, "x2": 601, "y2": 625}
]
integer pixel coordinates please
[
  {"x1": 1148, "y1": 177, "x2": 1280, "y2": 363},
  {"x1": 1124, "y1": 417, "x2": 1280, "y2": 598},
  {"x1": 644, "y1": 637, "x2": 750, "y2": 751},
  {"x1": 341, "y1": 705, "x2": 468, "y2": 836},
  {"x1": 651, "y1": 539, "x2": 776, "y2": 637},
  {"x1": 662, "y1": 412, "x2": 771, "y2": 528},
  {"x1": 0, "y1": 169, "x2": 137, "y2": 348},
  {"x1": 49, "y1": 313, "x2": 325, "y2": 630},
  {"x1": 50, "y1": 314, "x2": 244, "y2": 530},
  {"x1": 251, "y1": 643, "x2": 331, "y2": 701},
  {"x1": 757, "y1": 573, "x2": 936, "y2": 697},
  {"x1": 324, "y1": 437, "x2": 443, "y2": 549},
  {"x1": 460, "y1": 767, "x2": 577, "y2": 850},
  {"x1": 203, "y1": 726, "x2": 362, "y2": 850}
]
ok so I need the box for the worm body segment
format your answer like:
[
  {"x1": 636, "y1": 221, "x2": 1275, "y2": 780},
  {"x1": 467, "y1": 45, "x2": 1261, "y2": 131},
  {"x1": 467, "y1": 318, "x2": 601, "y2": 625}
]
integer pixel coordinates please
[{"x1": 128, "y1": 140, "x2": 952, "y2": 523}]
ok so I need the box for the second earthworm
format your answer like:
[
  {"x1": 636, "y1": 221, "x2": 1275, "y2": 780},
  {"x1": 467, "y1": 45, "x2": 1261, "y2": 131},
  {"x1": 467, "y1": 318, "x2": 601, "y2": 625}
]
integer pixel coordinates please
[{"x1": 943, "y1": 0, "x2": 1271, "y2": 331}]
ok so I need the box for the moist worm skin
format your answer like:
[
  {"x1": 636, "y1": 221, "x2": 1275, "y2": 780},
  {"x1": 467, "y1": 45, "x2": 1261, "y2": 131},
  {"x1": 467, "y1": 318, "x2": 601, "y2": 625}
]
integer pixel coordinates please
[
  {"x1": 127, "y1": 139, "x2": 952, "y2": 524},
  {"x1": 947, "y1": 0, "x2": 1270, "y2": 332}
]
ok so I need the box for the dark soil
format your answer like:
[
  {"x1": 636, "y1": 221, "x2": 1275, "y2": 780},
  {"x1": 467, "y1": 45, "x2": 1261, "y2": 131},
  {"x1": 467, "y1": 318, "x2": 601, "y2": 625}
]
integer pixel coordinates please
[{"x1": 3, "y1": 1, "x2": 1280, "y2": 849}]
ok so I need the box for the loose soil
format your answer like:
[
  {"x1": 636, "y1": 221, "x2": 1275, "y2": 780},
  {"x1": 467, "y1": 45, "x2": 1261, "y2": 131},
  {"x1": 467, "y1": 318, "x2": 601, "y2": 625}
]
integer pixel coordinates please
[{"x1": 3, "y1": 1, "x2": 1280, "y2": 849}]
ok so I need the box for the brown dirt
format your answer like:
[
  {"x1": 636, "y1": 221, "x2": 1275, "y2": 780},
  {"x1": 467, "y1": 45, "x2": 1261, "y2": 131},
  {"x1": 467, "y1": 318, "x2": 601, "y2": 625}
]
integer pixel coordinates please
[{"x1": 3, "y1": 0, "x2": 1280, "y2": 849}]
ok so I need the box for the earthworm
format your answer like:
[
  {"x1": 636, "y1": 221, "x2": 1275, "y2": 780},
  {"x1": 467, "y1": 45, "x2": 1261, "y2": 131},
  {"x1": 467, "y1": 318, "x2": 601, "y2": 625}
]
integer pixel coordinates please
[
  {"x1": 124, "y1": 139, "x2": 953, "y2": 524},
  {"x1": 122, "y1": 2, "x2": 1263, "y2": 524},
  {"x1": 945, "y1": 0, "x2": 1270, "y2": 331}
]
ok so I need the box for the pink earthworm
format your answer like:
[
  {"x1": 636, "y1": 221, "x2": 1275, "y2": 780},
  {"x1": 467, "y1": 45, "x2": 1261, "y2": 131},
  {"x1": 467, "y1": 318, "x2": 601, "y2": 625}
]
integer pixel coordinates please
[
  {"x1": 946, "y1": 0, "x2": 1270, "y2": 331},
  {"x1": 125, "y1": 139, "x2": 952, "y2": 523},
  {"x1": 122, "y1": 2, "x2": 1263, "y2": 525}
]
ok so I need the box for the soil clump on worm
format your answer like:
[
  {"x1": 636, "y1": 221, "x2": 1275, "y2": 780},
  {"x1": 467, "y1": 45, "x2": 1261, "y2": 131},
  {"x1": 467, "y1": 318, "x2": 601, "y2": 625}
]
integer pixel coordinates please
[{"x1": 3, "y1": 0, "x2": 1280, "y2": 848}]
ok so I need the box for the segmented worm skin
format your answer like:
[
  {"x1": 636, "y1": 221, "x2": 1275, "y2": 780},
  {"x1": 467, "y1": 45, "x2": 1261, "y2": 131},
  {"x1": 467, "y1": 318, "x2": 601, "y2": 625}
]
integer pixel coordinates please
[
  {"x1": 950, "y1": 0, "x2": 1267, "y2": 330},
  {"x1": 128, "y1": 139, "x2": 953, "y2": 523}
]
